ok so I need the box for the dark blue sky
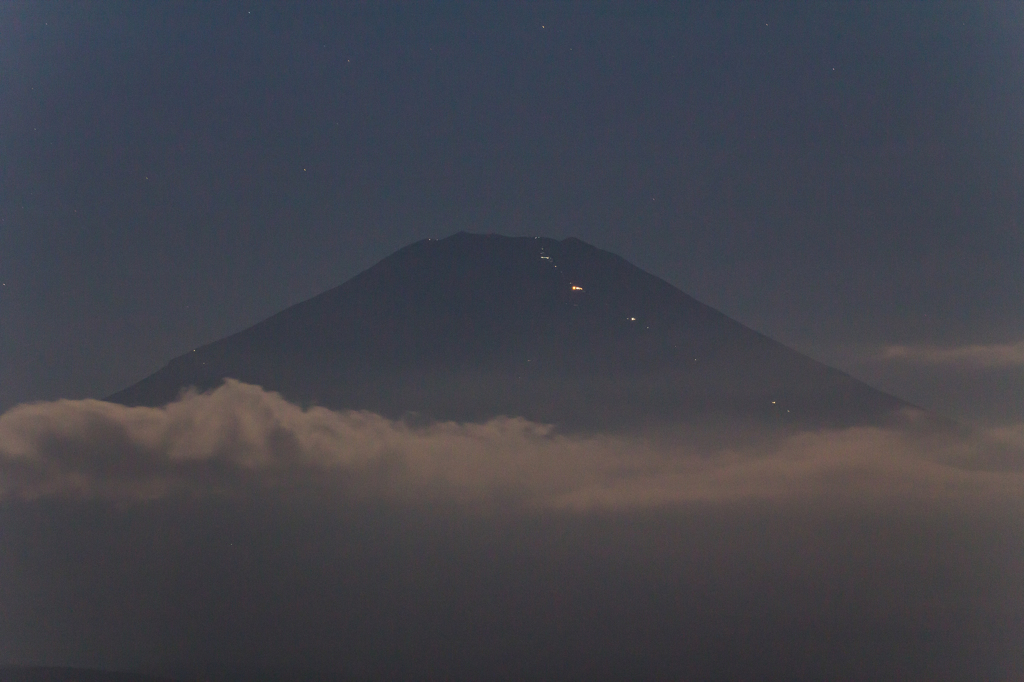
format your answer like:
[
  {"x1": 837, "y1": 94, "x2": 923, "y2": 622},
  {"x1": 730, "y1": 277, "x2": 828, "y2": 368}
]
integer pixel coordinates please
[{"x1": 2, "y1": 1, "x2": 1022, "y2": 423}]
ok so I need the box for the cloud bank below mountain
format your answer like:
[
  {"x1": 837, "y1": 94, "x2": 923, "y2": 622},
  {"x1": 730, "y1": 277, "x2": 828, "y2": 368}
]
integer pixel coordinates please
[
  {"x1": 2, "y1": 381, "x2": 1023, "y2": 681},
  {"x1": 1, "y1": 379, "x2": 1022, "y2": 510}
]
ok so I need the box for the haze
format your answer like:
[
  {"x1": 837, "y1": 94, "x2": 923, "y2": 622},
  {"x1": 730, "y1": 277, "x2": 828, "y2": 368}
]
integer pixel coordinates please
[{"x1": 1, "y1": 3, "x2": 1022, "y2": 681}]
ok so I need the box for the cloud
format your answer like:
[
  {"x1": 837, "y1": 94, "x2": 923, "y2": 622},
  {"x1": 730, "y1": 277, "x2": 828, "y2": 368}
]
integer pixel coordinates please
[
  {"x1": 878, "y1": 341, "x2": 1024, "y2": 368},
  {"x1": 1, "y1": 379, "x2": 1022, "y2": 509},
  {"x1": 2, "y1": 381, "x2": 1024, "y2": 680}
]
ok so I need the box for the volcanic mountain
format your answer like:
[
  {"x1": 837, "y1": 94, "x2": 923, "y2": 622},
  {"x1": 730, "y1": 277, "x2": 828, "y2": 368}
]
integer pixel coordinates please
[{"x1": 110, "y1": 233, "x2": 907, "y2": 431}]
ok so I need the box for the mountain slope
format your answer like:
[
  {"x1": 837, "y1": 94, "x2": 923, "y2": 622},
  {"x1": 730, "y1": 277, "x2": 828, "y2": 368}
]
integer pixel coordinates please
[{"x1": 110, "y1": 233, "x2": 907, "y2": 430}]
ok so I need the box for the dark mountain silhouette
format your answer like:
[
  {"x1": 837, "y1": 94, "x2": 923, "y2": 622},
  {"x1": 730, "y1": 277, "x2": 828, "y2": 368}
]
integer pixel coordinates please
[{"x1": 110, "y1": 233, "x2": 908, "y2": 431}]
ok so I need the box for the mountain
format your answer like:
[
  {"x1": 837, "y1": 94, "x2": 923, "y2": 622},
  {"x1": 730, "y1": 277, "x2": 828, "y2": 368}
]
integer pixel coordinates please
[{"x1": 109, "y1": 233, "x2": 907, "y2": 431}]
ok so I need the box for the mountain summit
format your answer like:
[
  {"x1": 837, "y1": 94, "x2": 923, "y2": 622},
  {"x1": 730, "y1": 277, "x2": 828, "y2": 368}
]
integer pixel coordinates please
[{"x1": 110, "y1": 233, "x2": 906, "y2": 430}]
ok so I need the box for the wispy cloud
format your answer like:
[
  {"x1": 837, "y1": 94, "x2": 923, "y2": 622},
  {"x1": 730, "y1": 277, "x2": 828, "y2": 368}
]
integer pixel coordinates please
[
  {"x1": 1, "y1": 380, "x2": 1021, "y2": 509},
  {"x1": 878, "y1": 341, "x2": 1024, "y2": 368}
]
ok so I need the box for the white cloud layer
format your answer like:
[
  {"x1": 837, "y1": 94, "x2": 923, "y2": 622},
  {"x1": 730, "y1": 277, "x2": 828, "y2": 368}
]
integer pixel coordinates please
[
  {"x1": 879, "y1": 341, "x2": 1024, "y2": 367},
  {"x1": 1, "y1": 380, "x2": 1022, "y2": 509},
  {"x1": 3, "y1": 381, "x2": 1024, "y2": 680}
]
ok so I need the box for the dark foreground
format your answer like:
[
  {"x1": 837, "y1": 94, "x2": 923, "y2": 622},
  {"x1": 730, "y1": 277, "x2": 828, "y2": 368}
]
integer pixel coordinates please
[{"x1": 0, "y1": 669, "x2": 180, "y2": 682}]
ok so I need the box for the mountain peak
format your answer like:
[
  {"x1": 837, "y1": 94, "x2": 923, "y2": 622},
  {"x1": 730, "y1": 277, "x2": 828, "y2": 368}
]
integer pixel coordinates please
[{"x1": 109, "y1": 233, "x2": 906, "y2": 431}]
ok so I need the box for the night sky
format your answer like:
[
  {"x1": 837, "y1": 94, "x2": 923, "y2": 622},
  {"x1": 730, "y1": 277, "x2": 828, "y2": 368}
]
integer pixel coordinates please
[{"x1": 3, "y1": 1, "x2": 1022, "y2": 424}]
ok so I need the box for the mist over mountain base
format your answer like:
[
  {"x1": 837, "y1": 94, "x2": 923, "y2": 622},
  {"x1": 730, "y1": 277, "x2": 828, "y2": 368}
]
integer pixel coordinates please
[
  {"x1": 2, "y1": 498, "x2": 1022, "y2": 682},
  {"x1": 1, "y1": 382, "x2": 1022, "y2": 681}
]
